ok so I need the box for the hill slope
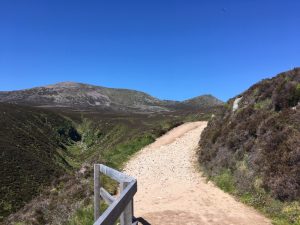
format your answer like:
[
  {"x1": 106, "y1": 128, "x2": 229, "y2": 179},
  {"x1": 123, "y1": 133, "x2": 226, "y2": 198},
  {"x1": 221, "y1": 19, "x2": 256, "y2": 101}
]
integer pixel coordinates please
[
  {"x1": 0, "y1": 82, "x2": 223, "y2": 112},
  {"x1": 199, "y1": 68, "x2": 300, "y2": 224},
  {"x1": 2, "y1": 106, "x2": 202, "y2": 224},
  {"x1": 0, "y1": 103, "x2": 81, "y2": 219}
]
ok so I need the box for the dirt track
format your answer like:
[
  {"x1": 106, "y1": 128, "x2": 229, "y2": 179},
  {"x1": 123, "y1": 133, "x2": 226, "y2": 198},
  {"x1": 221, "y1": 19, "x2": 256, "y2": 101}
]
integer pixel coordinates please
[{"x1": 123, "y1": 122, "x2": 271, "y2": 225}]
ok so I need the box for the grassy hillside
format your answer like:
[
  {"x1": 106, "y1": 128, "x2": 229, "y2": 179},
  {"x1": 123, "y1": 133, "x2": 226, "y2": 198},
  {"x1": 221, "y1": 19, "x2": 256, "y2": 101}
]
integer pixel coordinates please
[
  {"x1": 4, "y1": 107, "x2": 205, "y2": 225},
  {"x1": 199, "y1": 68, "x2": 300, "y2": 224},
  {"x1": 0, "y1": 103, "x2": 81, "y2": 220}
]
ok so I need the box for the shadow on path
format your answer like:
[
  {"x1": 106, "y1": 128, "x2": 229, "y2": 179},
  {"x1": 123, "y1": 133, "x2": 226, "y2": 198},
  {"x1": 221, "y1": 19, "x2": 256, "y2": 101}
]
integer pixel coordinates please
[{"x1": 134, "y1": 217, "x2": 151, "y2": 225}]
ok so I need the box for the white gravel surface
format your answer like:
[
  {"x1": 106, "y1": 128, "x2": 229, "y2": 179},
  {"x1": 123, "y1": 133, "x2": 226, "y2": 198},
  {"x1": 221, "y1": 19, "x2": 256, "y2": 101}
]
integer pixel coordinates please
[{"x1": 123, "y1": 122, "x2": 271, "y2": 225}]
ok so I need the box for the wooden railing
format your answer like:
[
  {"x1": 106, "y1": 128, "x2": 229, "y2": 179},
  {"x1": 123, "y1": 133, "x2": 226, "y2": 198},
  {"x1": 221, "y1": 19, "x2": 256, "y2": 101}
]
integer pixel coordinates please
[{"x1": 93, "y1": 164, "x2": 138, "y2": 225}]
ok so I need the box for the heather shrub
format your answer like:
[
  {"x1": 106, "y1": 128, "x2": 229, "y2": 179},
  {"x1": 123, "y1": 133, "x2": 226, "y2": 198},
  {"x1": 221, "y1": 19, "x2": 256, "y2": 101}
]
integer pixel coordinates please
[{"x1": 199, "y1": 68, "x2": 300, "y2": 224}]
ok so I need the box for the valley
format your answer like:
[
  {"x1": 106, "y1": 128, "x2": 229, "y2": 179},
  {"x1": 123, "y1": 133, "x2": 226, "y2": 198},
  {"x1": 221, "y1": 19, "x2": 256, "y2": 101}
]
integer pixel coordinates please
[
  {"x1": 0, "y1": 69, "x2": 299, "y2": 225},
  {"x1": 0, "y1": 84, "x2": 221, "y2": 224},
  {"x1": 2, "y1": 1, "x2": 299, "y2": 224}
]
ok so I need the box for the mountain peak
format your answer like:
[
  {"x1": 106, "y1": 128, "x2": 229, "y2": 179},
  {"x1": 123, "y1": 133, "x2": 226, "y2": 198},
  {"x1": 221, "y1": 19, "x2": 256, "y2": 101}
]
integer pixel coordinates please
[
  {"x1": 0, "y1": 82, "x2": 223, "y2": 112},
  {"x1": 183, "y1": 95, "x2": 224, "y2": 108},
  {"x1": 45, "y1": 82, "x2": 86, "y2": 88}
]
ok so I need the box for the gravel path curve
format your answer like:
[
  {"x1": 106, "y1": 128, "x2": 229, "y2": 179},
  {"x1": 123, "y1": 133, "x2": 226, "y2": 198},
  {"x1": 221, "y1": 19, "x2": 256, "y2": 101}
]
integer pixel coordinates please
[{"x1": 123, "y1": 122, "x2": 271, "y2": 225}]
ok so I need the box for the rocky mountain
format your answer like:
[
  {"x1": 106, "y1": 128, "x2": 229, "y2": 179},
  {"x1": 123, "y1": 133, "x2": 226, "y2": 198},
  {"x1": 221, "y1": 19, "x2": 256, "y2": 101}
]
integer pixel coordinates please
[
  {"x1": 198, "y1": 68, "x2": 300, "y2": 223},
  {"x1": 0, "y1": 82, "x2": 223, "y2": 112}
]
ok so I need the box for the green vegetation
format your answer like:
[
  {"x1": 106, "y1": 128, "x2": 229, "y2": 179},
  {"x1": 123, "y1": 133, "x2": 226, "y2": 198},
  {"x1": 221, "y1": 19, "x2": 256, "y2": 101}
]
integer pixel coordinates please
[
  {"x1": 66, "y1": 206, "x2": 94, "y2": 225},
  {"x1": 212, "y1": 170, "x2": 235, "y2": 193},
  {"x1": 207, "y1": 169, "x2": 300, "y2": 224},
  {"x1": 240, "y1": 193, "x2": 300, "y2": 225},
  {"x1": 254, "y1": 98, "x2": 272, "y2": 110},
  {"x1": 103, "y1": 135, "x2": 154, "y2": 169},
  {"x1": 295, "y1": 83, "x2": 300, "y2": 102},
  {"x1": 67, "y1": 203, "x2": 110, "y2": 225}
]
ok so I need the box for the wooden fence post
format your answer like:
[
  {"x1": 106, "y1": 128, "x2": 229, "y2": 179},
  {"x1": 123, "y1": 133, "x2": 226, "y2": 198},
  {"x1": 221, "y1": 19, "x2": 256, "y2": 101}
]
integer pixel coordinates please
[
  {"x1": 119, "y1": 182, "x2": 133, "y2": 225},
  {"x1": 94, "y1": 164, "x2": 101, "y2": 221}
]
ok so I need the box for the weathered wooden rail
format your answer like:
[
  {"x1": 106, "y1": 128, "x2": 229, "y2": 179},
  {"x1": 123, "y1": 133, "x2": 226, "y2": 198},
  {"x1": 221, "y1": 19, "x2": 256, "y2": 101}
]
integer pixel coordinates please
[{"x1": 93, "y1": 164, "x2": 138, "y2": 225}]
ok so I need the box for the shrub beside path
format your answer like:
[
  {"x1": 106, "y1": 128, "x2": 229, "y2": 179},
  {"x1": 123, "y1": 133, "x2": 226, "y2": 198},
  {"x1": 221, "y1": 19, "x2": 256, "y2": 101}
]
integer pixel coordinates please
[{"x1": 123, "y1": 122, "x2": 271, "y2": 225}]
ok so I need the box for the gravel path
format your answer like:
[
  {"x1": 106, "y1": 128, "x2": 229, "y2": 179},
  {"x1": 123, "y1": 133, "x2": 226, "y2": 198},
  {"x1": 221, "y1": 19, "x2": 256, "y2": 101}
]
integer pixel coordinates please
[{"x1": 123, "y1": 122, "x2": 271, "y2": 225}]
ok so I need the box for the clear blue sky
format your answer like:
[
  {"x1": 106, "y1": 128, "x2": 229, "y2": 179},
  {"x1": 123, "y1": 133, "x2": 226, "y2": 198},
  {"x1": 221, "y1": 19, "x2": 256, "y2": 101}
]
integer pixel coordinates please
[{"x1": 0, "y1": 0, "x2": 299, "y2": 101}]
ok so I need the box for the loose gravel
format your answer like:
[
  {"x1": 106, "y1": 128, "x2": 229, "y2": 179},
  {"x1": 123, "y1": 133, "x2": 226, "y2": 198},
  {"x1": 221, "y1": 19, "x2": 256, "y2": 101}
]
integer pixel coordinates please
[{"x1": 123, "y1": 122, "x2": 271, "y2": 225}]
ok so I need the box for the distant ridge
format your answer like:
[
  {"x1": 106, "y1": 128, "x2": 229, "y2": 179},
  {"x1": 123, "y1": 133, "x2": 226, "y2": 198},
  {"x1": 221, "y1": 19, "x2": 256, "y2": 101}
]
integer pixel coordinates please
[
  {"x1": 184, "y1": 94, "x2": 223, "y2": 109},
  {"x1": 0, "y1": 82, "x2": 223, "y2": 112}
]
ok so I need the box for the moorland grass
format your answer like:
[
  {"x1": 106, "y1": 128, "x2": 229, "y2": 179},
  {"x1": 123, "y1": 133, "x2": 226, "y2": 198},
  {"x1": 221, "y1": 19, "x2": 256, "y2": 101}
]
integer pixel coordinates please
[{"x1": 207, "y1": 170, "x2": 300, "y2": 225}]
